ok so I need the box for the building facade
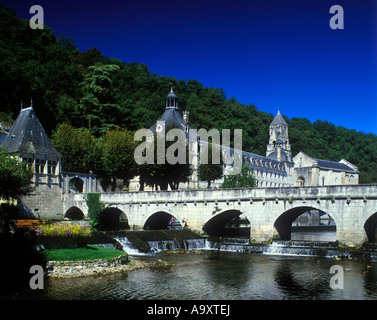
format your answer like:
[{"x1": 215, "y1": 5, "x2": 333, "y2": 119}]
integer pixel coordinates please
[
  {"x1": 145, "y1": 89, "x2": 358, "y2": 189},
  {"x1": 142, "y1": 89, "x2": 296, "y2": 190},
  {"x1": 293, "y1": 151, "x2": 359, "y2": 186},
  {"x1": 1, "y1": 105, "x2": 101, "y2": 219}
]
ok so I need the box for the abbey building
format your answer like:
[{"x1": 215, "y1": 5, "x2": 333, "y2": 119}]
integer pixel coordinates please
[{"x1": 146, "y1": 89, "x2": 358, "y2": 189}]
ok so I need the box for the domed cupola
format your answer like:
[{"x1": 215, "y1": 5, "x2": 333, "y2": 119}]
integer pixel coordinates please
[{"x1": 166, "y1": 87, "x2": 178, "y2": 109}]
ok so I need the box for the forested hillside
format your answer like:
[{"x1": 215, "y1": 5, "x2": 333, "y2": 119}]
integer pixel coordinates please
[{"x1": 1, "y1": 5, "x2": 376, "y2": 183}]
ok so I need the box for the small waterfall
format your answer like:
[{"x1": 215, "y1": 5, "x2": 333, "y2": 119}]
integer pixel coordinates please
[
  {"x1": 148, "y1": 239, "x2": 210, "y2": 253},
  {"x1": 208, "y1": 238, "x2": 262, "y2": 253},
  {"x1": 113, "y1": 234, "x2": 148, "y2": 256},
  {"x1": 263, "y1": 240, "x2": 341, "y2": 257}
]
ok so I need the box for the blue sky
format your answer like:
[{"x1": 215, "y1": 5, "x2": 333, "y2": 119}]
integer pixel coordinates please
[{"x1": 3, "y1": 0, "x2": 377, "y2": 134}]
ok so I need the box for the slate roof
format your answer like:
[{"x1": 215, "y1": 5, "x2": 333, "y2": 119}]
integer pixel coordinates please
[
  {"x1": 315, "y1": 159, "x2": 358, "y2": 173},
  {"x1": 149, "y1": 108, "x2": 190, "y2": 133},
  {"x1": 200, "y1": 141, "x2": 288, "y2": 173},
  {"x1": 270, "y1": 111, "x2": 288, "y2": 126},
  {"x1": 2, "y1": 107, "x2": 62, "y2": 158},
  {"x1": 267, "y1": 149, "x2": 290, "y2": 163}
]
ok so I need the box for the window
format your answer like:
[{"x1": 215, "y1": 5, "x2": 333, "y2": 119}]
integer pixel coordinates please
[
  {"x1": 35, "y1": 159, "x2": 46, "y2": 173},
  {"x1": 296, "y1": 176, "x2": 305, "y2": 187},
  {"x1": 23, "y1": 157, "x2": 33, "y2": 169},
  {"x1": 48, "y1": 160, "x2": 57, "y2": 175}
]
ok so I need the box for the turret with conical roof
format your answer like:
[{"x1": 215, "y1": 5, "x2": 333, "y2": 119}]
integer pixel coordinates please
[
  {"x1": 266, "y1": 110, "x2": 291, "y2": 162},
  {"x1": 2, "y1": 105, "x2": 62, "y2": 178}
]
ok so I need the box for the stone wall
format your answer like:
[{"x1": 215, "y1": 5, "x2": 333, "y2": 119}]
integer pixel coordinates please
[{"x1": 20, "y1": 183, "x2": 64, "y2": 219}]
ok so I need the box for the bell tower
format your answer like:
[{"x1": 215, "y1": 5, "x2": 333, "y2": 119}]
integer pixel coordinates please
[{"x1": 266, "y1": 110, "x2": 291, "y2": 160}]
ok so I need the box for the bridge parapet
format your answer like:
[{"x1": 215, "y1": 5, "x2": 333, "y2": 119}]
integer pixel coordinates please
[{"x1": 96, "y1": 184, "x2": 377, "y2": 204}]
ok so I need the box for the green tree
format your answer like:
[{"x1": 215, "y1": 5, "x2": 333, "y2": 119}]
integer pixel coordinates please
[
  {"x1": 197, "y1": 143, "x2": 224, "y2": 189},
  {"x1": 138, "y1": 128, "x2": 192, "y2": 190},
  {"x1": 79, "y1": 64, "x2": 121, "y2": 135},
  {"x1": 0, "y1": 148, "x2": 34, "y2": 202},
  {"x1": 51, "y1": 123, "x2": 98, "y2": 173},
  {"x1": 221, "y1": 166, "x2": 256, "y2": 189},
  {"x1": 85, "y1": 193, "x2": 105, "y2": 231},
  {"x1": 99, "y1": 128, "x2": 137, "y2": 191}
]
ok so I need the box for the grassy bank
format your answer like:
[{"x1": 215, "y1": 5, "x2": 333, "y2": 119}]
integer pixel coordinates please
[{"x1": 43, "y1": 245, "x2": 127, "y2": 261}]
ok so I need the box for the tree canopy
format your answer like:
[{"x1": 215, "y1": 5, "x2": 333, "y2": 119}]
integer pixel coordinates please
[
  {"x1": 0, "y1": 148, "x2": 34, "y2": 201},
  {"x1": 1, "y1": 5, "x2": 376, "y2": 185},
  {"x1": 221, "y1": 166, "x2": 256, "y2": 189}
]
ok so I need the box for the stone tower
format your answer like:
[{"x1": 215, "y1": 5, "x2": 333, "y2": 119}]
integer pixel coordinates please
[
  {"x1": 266, "y1": 110, "x2": 292, "y2": 162},
  {"x1": 2, "y1": 104, "x2": 63, "y2": 218}
]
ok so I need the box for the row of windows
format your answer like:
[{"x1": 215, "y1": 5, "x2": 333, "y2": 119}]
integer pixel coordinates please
[
  {"x1": 254, "y1": 170, "x2": 284, "y2": 180},
  {"x1": 256, "y1": 180, "x2": 286, "y2": 188},
  {"x1": 23, "y1": 157, "x2": 58, "y2": 175},
  {"x1": 247, "y1": 157, "x2": 285, "y2": 171}
]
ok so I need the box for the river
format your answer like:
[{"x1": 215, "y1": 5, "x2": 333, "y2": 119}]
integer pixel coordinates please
[{"x1": 18, "y1": 233, "x2": 377, "y2": 301}]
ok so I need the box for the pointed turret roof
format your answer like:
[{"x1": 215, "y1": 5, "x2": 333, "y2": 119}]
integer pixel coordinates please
[
  {"x1": 270, "y1": 110, "x2": 288, "y2": 126},
  {"x1": 2, "y1": 107, "x2": 62, "y2": 158}
]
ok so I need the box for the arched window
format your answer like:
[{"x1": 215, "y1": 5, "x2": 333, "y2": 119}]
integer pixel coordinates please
[{"x1": 296, "y1": 176, "x2": 305, "y2": 187}]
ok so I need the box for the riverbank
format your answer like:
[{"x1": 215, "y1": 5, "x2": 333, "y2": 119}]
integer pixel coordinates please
[{"x1": 46, "y1": 256, "x2": 151, "y2": 278}]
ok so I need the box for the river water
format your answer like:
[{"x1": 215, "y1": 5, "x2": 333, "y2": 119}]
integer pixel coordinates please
[{"x1": 20, "y1": 233, "x2": 377, "y2": 301}]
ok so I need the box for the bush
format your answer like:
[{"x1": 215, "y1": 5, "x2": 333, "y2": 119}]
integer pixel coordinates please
[{"x1": 86, "y1": 193, "x2": 105, "y2": 230}]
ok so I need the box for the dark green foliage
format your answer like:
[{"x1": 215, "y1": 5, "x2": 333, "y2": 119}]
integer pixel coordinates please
[
  {"x1": 221, "y1": 166, "x2": 257, "y2": 189},
  {"x1": 51, "y1": 123, "x2": 97, "y2": 173},
  {"x1": 197, "y1": 143, "x2": 224, "y2": 188},
  {"x1": 0, "y1": 148, "x2": 34, "y2": 201},
  {"x1": 86, "y1": 193, "x2": 105, "y2": 231},
  {"x1": 1, "y1": 5, "x2": 376, "y2": 184},
  {"x1": 138, "y1": 125, "x2": 192, "y2": 190}
]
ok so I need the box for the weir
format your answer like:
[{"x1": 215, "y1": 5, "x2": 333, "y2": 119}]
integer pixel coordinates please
[{"x1": 104, "y1": 230, "x2": 377, "y2": 260}]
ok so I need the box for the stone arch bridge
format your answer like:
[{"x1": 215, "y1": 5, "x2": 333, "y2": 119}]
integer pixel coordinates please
[{"x1": 63, "y1": 185, "x2": 377, "y2": 247}]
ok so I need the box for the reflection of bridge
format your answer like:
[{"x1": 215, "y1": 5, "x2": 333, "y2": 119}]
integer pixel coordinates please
[{"x1": 63, "y1": 185, "x2": 377, "y2": 247}]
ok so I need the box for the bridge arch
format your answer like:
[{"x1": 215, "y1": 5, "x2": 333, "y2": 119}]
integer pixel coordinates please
[
  {"x1": 99, "y1": 207, "x2": 129, "y2": 231},
  {"x1": 65, "y1": 206, "x2": 85, "y2": 220},
  {"x1": 202, "y1": 209, "x2": 250, "y2": 237},
  {"x1": 144, "y1": 211, "x2": 183, "y2": 230},
  {"x1": 364, "y1": 211, "x2": 377, "y2": 243},
  {"x1": 274, "y1": 206, "x2": 336, "y2": 241}
]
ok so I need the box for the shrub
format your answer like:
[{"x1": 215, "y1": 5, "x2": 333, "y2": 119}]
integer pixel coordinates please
[{"x1": 86, "y1": 193, "x2": 105, "y2": 231}]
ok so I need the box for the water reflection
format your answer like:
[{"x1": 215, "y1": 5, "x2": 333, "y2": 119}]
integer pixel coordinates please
[
  {"x1": 273, "y1": 258, "x2": 332, "y2": 299},
  {"x1": 15, "y1": 252, "x2": 377, "y2": 300}
]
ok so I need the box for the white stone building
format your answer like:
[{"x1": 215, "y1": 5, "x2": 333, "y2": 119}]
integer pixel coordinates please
[
  {"x1": 293, "y1": 151, "x2": 359, "y2": 186},
  {"x1": 145, "y1": 89, "x2": 358, "y2": 189}
]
